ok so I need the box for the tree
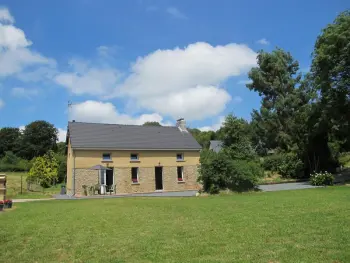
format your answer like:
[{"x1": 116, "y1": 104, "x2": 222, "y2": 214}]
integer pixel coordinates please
[
  {"x1": 143, "y1": 121, "x2": 162, "y2": 126},
  {"x1": 27, "y1": 150, "x2": 59, "y2": 188},
  {"x1": 188, "y1": 128, "x2": 216, "y2": 149},
  {"x1": 311, "y1": 11, "x2": 350, "y2": 151},
  {"x1": 0, "y1": 127, "x2": 21, "y2": 157},
  {"x1": 220, "y1": 114, "x2": 256, "y2": 160},
  {"x1": 19, "y1": 121, "x2": 58, "y2": 160},
  {"x1": 55, "y1": 142, "x2": 67, "y2": 156}
]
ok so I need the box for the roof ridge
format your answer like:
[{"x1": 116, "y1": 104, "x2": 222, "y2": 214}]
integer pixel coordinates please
[{"x1": 68, "y1": 121, "x2": 177, "y2": 128}]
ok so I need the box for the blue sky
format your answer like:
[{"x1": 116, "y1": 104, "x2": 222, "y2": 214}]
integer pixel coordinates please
[{"x1": 0, "y1": 0, "x2": 348, "y2": 140}]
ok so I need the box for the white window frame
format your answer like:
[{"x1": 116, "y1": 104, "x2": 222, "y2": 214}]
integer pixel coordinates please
[
  {"x1": 102, "y1": 153, "x2": 112, "y2": 161},
  {"x1": 177, "y1": 166, "x2": 184, "y2": 181},
  {"x1": 176, "y1": 153, "x2": 184, "y2": 161},
  {"x1": 130, "y1": 153, "x2": 139, "y2": 161},
  {"x1": 131, "y1": 167, "x2": 139, "y2": 183}
]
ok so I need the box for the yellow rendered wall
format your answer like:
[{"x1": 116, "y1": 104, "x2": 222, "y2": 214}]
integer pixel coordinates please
[
  {"x1": 73, "y1": 150, "x2": 200, "y2": 168},
  {"x1": 66, "y1": 138, "x2": 73, "y2": 193}
]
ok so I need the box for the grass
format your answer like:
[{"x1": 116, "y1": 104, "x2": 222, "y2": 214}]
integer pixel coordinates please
[
  {"x1": 1, "y1": 187, "x2": 350, "y2": 263},
  {"x1": 4, "y1": 172, "x2": 61, "y2": 199}
]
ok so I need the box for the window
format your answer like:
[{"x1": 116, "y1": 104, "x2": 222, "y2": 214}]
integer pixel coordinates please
[
  {"x1": 177, "y1": 166, "x2": 184, "y2": 181},
  {"x1": 176, "y1": 153, "x2": 184, "y2": 161},
  {"x1": 102, "y1": 153, "x2": 111, "y2": 161},
  {"x1": 131, "y1": 167, "x2": 139, "y2": 183},
  {"x1": 130, "y1": 153, "x2": 139, "y2": 161}
]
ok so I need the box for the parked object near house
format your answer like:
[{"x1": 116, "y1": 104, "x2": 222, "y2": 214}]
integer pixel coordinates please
[
  {"x1": 209, "y1": 140, "x2": 223, "y2": 153},
  {"x1": 0, "y1": 174, "x2": 6, "y2": 201},
  {"x1": 66, "y1": 118, "x2": 202, "y2": 196}
]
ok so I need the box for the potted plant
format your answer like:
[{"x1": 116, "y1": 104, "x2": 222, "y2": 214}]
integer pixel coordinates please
[{"x1": 0, "y1": 200, "x2": 4, "y2": 212}]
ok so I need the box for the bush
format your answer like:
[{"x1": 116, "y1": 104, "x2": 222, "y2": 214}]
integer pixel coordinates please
[
  {"x1": 0, "y1": 152, "x2": 32, "y2": 172},
  {"x1": 339, "y1": 152, "x2": 350, "y2": 167},
  {"x1": 263, "y1": 153, "x2": 303, "y2": 178},
  {"x1": 198, "y1": 150, "x2": 264, "y2": 193},
  {"x1": 310, "y1": 171, "x2": 334, "y2": 186}
]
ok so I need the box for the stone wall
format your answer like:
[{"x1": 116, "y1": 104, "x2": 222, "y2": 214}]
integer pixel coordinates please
[
  {"x1": 115, "y1": 165, "x2": 200, "y2": 194},
  {"x1": 73, "y1": 165, "x2": 200, "y2": 195},
  {"x1": 74, "y1": 169, "x2": 99, "y2": 196}
]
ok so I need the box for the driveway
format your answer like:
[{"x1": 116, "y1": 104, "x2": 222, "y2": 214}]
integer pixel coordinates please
[
  {"x1": 54, "y1": 190, "x2": 198, "y2": 200},
  {"x1": 258, "y1": 182, "x2": 320, "y2": 192}
]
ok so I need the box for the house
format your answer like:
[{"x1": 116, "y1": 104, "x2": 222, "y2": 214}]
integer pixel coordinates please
[
  {"x1": 66, "y1": 118, "x2": 202, "y2": 196},
  {"x1": 209, "y1": 140, "x2": 223, "y2": 153}
]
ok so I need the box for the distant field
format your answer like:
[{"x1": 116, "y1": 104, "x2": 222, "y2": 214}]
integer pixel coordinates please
[
  {"x1": 1, "y1": 187, "x2": 350, "y2": 263},
  {"x1": 5, "y1": 172, "x2": 60, "y2": 199}
]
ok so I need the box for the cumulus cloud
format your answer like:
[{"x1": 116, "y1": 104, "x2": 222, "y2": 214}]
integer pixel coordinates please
[
  {"x1": 166, "y1": 7, "x2": 187, "y2": 19},
  {"x1": 0, "y1": 98, "x2": 4, "y2": 109},
  {"x1": 69, "y1": 100, "x2": 172, "y2": 126},
  {"x1": 54, "y1": 58, "x2": 120, "y2": 96},
  {"x1": 0, "y1": 7, "x2": 55, "y2": 77},
  {"x1": 0, "y1": 7, "x2": 14, "y2": 23},
  {"x1": 58, "y1": 128, "x2": 67, "y2": 142},
  {"x1": 11, "y1": 87, "x2": 39, "y2": 99},
  {"x1": 257, "y1": 38, "x2": 269, "y2": 45},
  {"x1": 199, "y1": 116, "x2": 225, "y2": 132},
  {"x1": 119, "y1": 42, "x2": 256, "y2": 120}
]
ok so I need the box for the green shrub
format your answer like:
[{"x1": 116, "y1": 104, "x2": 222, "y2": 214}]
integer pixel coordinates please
[
  {"x1": 339, "y1": 152, "x2": 350, "y2": 167},
  {"x1": 198, "y1": 150, "x2": 264, "y2": 193},
  {"x1": 0, "y1": 152, "x2": 32, "y2": 172},
  {"x1": 263, "y1": 153, "x2": 303, "y2": 178},
  {"x1": 310, "y1": 171, "x2": 334, "y2": 186}
]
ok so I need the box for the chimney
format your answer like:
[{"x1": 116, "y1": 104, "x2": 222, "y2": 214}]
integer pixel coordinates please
[{"x1": 176, "y1": 118, "x2": 187, "y2": 132}]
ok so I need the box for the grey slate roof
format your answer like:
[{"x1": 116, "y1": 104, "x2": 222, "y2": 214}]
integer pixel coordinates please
[
  {"x1": 209, "y1": 140, "x2": 223, "y2": 153},
  {"x1": 68, "y1": 122, "x2": 202, "y2": 150}
]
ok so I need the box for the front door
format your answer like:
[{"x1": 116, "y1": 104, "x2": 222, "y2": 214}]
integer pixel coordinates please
[{"x1": 155, "y1": 167, "x2": 163, "y2": 190}]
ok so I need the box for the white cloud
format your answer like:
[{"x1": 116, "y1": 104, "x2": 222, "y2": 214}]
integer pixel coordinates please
[
  {"x1": 119, "y1": 42, "x2": 256, "y2": 120},
  {"x1": 58, "y1": 128, "x2": 67, "y2": 142},
  {"x1": 137, "y1": 85, "x2": 231, "y2": 120},
  {"x1": 0, "y1": 98, "x2": 4, "y2": 109},
  {"x1": 0, "y1": 8, "x2": 55, "y2": 77},
  {"x1": 0, "y1": 7, "x2": 14, "y2": 24},
  {"x1": 54, "y1": 59, "x2": 120, "y2": 96},
  {"x1": 257, "y1": 38, "x2": 269, "y2": 45},
  {"x1": 199, "y1": 116, "x2": 225, "y2": 132},
  {"x1": 69, "y1": 100, "x2": 171, "y2": 126},
  {"x1": 16, "y1": 67, "x2": 57, "y2": 82},
  {"x1": 19, "y1": 125, "x2": 25, "y2": 132},
  {"x1": 11, "y1": 87, "x2": 39, "y2": 99},
  {"x1": 166, "y1": 7, "x2": 187, "y2": 19}
]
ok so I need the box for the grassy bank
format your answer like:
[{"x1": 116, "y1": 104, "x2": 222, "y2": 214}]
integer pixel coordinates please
[
  {"x1": 5, "y1": 172, "x2": 60, "y2": 199},
  {"x1": 1, "y1": 187, "x2": 350, "y2": 262}
]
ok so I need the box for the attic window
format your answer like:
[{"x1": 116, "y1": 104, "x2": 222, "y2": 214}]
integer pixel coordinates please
[
  {"x1": 102, "y1": 153, "x2": 111, "y2": 161},
  {"x1": 176, "y1": 153, "x2": 184, "y2": 161},
  {"x1": 130, "y1": 154, "x2": 139, "y2": 160}
]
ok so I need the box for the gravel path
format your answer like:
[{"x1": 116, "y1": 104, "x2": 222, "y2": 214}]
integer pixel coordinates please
[
  {"x1": 13, "y1": 198, "x2": 54, "y2": 203},
  {"x1": 258, "y1": 182, "x2": 320, "y2": 192}
]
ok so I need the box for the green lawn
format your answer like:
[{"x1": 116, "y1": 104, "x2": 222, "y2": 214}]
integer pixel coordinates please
[
  {"x1": 5, "y1": 172, "x2": 61, "y2": 199},
  {"x1": 1, "y1": 187, "x2": 350, "y2": 263}
]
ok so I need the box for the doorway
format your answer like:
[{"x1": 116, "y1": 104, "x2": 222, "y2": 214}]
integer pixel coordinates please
[
  {"x1": 155, "y1": 167, "x2": 163, "y2": 190},
  {"x1": 106, "y1": 168, "x2": 114, "y2": 187}
]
